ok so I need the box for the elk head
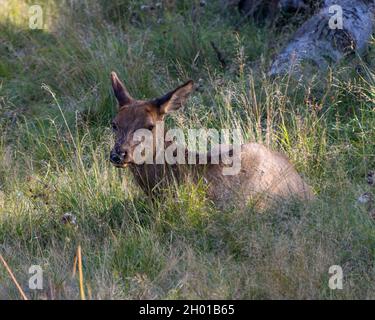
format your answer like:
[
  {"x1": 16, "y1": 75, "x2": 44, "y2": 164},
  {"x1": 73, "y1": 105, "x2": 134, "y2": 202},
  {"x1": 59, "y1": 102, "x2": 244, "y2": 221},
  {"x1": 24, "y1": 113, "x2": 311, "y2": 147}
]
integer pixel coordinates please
[{"x1": 109, "y1": 72, "x2": 194, "y2": 167}]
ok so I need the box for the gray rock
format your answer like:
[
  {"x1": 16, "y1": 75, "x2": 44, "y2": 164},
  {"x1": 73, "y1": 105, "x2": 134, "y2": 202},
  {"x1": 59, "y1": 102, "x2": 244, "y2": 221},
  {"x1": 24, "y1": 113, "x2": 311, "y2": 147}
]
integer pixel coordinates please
[{"x1": 270, "y1": 0, "x2": 375, "y2": 77}]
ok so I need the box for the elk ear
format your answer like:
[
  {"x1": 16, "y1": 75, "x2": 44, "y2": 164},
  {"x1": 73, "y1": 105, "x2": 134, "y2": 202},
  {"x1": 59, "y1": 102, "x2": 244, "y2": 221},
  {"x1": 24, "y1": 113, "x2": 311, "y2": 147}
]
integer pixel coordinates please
[
  {"x1": 111, "y1": 71, "x2": 133, "y2": 106},
  {"x1": 155, "y1": 80, "x2": 194, "y2": 114}
]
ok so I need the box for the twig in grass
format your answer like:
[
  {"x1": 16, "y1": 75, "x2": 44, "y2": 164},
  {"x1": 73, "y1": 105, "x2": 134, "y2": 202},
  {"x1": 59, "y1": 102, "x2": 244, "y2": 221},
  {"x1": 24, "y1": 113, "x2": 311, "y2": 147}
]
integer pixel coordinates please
[
  {"x1": 210, "y1": 41, "x2": 227, "y2": 68},
  {"x1": 77, "y1": 245, "x2": 86, "y2": 300},
  {"x1": 0, "y1": 254, "x2": 28, "y2": 300}
]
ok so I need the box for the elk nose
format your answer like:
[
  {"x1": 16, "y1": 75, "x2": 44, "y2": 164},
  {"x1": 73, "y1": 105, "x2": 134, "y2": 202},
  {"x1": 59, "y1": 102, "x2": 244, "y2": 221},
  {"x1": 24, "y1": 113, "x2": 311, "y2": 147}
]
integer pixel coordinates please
[
  {"x1": 110, "y1": 150, "x2": 127, "y2": 164},
  {"x1": 110, "y1": 153, "x2": 121, "y2": 164}
]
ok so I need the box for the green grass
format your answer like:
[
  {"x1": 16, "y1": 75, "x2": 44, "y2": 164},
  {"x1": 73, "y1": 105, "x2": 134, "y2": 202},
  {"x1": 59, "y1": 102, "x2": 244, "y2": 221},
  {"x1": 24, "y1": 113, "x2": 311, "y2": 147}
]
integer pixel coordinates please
[{"x1": 0, "y1": 0, "x2": 374, "y2": 299}]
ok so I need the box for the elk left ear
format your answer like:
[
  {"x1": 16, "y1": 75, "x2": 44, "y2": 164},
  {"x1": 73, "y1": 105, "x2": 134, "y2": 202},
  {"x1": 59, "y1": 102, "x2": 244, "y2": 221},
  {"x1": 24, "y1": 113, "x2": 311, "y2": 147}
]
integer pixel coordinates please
[
  {"x1": 155, "y1": 80, "x2": 194, "y2": 114},
  {"x1": 111, "y1": 71, "x2": 134, "y2": 107}
]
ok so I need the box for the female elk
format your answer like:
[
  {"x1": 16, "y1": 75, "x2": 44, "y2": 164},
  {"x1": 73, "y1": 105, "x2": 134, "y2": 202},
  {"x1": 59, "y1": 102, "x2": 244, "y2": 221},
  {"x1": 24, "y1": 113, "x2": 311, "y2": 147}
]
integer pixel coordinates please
[{"x1": 109, "y1": 72, "x2": 314, "y2": 210}]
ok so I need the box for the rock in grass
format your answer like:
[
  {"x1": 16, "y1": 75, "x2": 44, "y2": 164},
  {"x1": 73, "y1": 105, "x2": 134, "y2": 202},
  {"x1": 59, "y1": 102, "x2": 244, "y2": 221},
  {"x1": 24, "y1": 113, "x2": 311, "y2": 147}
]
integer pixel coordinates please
[
  {"x1": 270, "y1": 0, "x2": 375, "y2": 77},
  {"x1": 367, "y1": 171, "x2": 374, "y2": 187},
  {"x1": 357, "y1": 192, "x2": 373, "y2": 205},
  {"x1": 357, "y1": 192, "x2": 375, "y2": 220},
  {"x1": 61, "y1": 212, "x2": 77, "y2": 226}
]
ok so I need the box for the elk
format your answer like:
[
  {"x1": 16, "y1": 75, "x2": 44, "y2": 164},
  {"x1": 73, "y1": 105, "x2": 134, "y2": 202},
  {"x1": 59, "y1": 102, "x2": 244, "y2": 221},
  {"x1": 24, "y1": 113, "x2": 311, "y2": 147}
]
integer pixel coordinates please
[{"x1": 109, "y1": 72, "x2": 314, "y2": 210}]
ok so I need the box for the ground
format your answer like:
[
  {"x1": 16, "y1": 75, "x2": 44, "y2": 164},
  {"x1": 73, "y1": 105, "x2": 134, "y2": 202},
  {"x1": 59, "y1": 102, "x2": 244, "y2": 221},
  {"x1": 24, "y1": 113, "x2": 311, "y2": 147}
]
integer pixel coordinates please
[{"x1": 0, "y1": 0, "x2": 374, "y2": 299}]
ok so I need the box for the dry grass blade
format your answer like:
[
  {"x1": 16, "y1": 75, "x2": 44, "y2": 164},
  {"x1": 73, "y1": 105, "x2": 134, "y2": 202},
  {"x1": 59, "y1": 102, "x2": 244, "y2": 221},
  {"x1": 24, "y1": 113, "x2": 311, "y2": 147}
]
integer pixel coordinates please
[
  {"x1": 77, "y1": 245, "x2": 86, "y2": 300},
  {"x1": 0, "y1": 254, "x2": 28, "y2": 300},
  {"x1": 72, "y1": 254, "x2": 77, "y2": 278}
]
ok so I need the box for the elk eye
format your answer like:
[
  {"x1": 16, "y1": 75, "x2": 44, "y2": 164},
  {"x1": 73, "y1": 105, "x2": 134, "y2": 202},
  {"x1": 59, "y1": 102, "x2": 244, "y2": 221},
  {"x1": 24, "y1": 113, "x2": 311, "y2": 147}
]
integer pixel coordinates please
[
  {"x1": 111, "y1": 122, "x2": 118, "y2": 131},
  {"x1": 148, "y1": 125, "x2": 154, "y2": 131}
]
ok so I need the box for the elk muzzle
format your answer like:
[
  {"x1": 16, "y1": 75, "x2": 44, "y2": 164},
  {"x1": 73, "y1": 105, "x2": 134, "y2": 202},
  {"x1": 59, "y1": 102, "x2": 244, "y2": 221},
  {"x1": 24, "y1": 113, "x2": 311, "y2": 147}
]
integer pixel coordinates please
[{"x1": 110, "y1": 146, "x2": 130, "y2": 167}]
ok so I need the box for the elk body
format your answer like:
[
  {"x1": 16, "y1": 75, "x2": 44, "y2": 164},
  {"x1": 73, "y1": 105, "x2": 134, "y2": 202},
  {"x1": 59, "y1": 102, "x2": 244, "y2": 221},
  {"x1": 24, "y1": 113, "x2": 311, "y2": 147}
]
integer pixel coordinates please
[{"x1": 109, "y1": 72, "x2": 314, "y2": 210}]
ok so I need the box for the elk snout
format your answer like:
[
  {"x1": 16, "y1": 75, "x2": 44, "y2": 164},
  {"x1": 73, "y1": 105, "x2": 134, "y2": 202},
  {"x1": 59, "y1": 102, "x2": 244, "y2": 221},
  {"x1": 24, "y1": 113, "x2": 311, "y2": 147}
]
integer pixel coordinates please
[{"x1": 110, "y1": 146, "x2": 128, "y2": 166}]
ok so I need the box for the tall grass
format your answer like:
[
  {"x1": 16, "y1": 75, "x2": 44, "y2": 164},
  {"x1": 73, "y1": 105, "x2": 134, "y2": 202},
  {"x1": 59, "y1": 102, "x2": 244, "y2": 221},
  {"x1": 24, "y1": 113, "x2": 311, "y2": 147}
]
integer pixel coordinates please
[{"x1": 0, "y1": 0, "x2": 374, "y2": 299}]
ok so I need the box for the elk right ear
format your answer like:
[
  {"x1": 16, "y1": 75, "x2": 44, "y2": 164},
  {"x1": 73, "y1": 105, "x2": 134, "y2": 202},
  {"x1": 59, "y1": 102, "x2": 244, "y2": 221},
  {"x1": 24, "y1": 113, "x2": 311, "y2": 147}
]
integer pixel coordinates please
[
  {"x1": 110, "y1": 72, "x2": 133, "y2": 106},
  {"x1": 155, "y1": 80, "x2": 194, "y2": 114}
]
